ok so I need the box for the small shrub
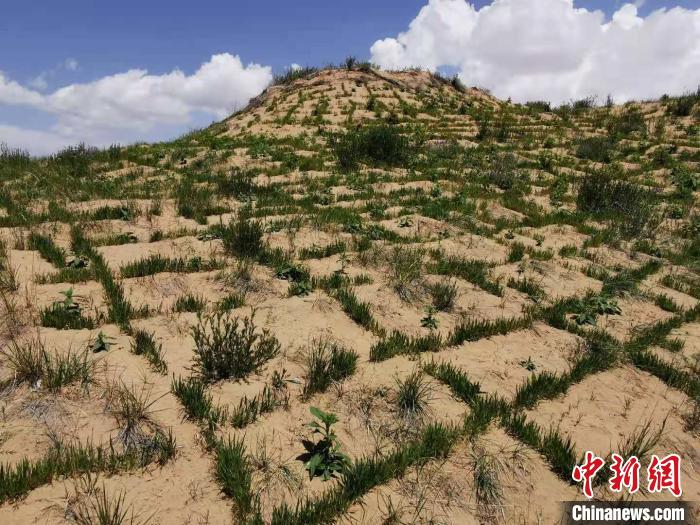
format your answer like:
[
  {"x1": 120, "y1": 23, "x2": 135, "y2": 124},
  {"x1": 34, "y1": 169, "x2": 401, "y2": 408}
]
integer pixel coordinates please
[
  {"x1": 333, "y1": 124, "x2": 413, "y2": 171},
  {"x1": 576, "y1": 170, "x2": 660, "y2": 238},
  {"x1": 192, "y1": 312, "x2": 280, "y2": 382},
  {"x1": 222, "y1": 213, "x2": 265, "y2": 259},
  {"x1": 576, "y1": 136, "x2": 614, "y2": 163}
]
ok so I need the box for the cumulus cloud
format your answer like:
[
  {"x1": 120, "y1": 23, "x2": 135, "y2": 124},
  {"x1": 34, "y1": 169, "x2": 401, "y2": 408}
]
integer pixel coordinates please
[
  {"x1": 370, "y1": 0, "x2": 700, "y2": 104},
  {"x1": 0, "y1": 53, "x2": 272, "y2": 154}
]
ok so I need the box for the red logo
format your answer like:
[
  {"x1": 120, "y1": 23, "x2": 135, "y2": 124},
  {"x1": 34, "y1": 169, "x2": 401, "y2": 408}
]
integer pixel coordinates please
[
  {"x1": 572, "y1": 451, "x2": 682, "y2": 498},
  {"x1": 572, "y1": 451, "x2": 606, "y2": 498},
  {"x1": 647, "y1": 454, "x2": 682, "y2": 498}
]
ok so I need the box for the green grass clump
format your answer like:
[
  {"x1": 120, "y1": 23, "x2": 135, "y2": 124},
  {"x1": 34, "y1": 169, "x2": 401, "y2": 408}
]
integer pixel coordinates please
[
  {"x1": 120, "y1": 255, "x2": 221, "y2": 278},
  {"x1": 130, "y1": 330, "x2": 167, "y2": 374},
  {"x1": 576, "y1": 170, "x2": 660, "y2": 238},
  {"x1": 302, "y1": 338, "x2": 359, "y2": 397},
  {"x1": 334, "y1": 287, "x2": 383, "y2": 334},
  {"x1": 0, "y1": 338, "x2": 95, "y2": 391},
  {"x1": 423, "y1": 361, "x2": 482, "y2": 405},
  {"x1": 600, "y1": 259, "x2": 662, "y2": 296},
  {"x1": 630, "y1": 348, "x2": 700, "y2": 399},
  {"x1": 430, "y1": 254, "x2": 503, "y2": 297},
  {"x1": 173, "y1": 294, "x2": 207, "y2": 313},
  {"x1": 507, "y1": 277, "x2": 545, "y2": 301},
  {"x1": 215, "y1": 437, "x2": 258, "y2": 520},
  {"x1": 427, "y1": 279, "x2": 458, "y2": 311},
  {"x1": 171, "y1": 376, "x2": 228, "y2": 428},
  {"x1": 395, "y1": 371, "x2": 431, "y2": 416},
  {"x1": 0, "y1": 432, "x2": 176, "y2": 504},
  {"x1": 501, "y1": 412, "x2": 577, "y2": 482},
  {"x1": 369, "y1": 330, "x2": 443, "y2": 362},
  {"x1": 216, "y1": 293, "x2": 246, "y2": 312},
  {"x1": 449, "y1": 315, "x2": 531, "y2": 345},
  {"x1": 28, "y1": 232, "x2": 66, "y2": 268},
  {"x1": 229, "y1": 385, "x2": 284, "y2": 428},
  {"x1": 507, "y1": 242, "x2": 526, "y2": 263},
  {"x1": 299, "y1": 241, "x2": 346, "y2": 260},
  {"x1": 40, "y1": 302, "x2": 96, "y2": 330},
  {"x1": 192, "y1": 312, "x2": 280, "y2": 382},
  {"x1": 222, "y1": 213, "x2": 265, "y2": 259},
  {"x1": 333, "y1": 124, "x2": 414, "y2": 171}
]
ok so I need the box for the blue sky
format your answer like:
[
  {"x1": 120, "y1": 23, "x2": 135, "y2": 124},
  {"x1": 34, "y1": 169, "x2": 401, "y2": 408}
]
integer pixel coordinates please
[
  {"x1": 3, "y1": 0, "x2": 696, "y2": 83},
  {"x1": 1, "y1": 0, "x2": 699, "y2": 154}
]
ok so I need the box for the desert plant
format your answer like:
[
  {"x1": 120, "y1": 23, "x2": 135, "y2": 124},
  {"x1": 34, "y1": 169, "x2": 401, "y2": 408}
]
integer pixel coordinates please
[
  {"x1": 216, "y1": 292, "x2": 246, "y2": 312},
  {"x1": 572, "y1": 295, "x2": 621, "y2": 326},
  {"x1": 333, "y1": 124, "x2": 414, "y2": 171},
  {"x1": 90, "y1": 331, "x2": 115, "y2": 353},
  {"x1": 430, "y1": 254, "x2": 503, "y2": 297},
  {"x1": 369, "y1": 330, "x2": 443, "y2": 362},
  {"x1": 171, "y1": 376, "x2": 228, "y2": 427},
  {"x1": 576, "y1": 136, "x2": 614, "y2": 163},
  {"x1": 334, "y1": 287, "x2": 381, "y2": 333},
  {"x1": 428, "y1": 279, "x2": 458, "y2": 311},
  {"x1": 130, "y1": 330, "x2": 167, "y2": 374},
  {"x1": 302, "y1": 407, "x2": 350, "y2": 481},
  {"x1": 173, "y1": 294, "x2": 206, "y2": 313},
  {"x1": 507, "y1": 242, "x2": 526, "y2": 263},
  {"x1": 420, "y1": 306, "x2": 439, "y2": 330},
  {"x1": 470, "y1": 447, "x2": 503, "y2": 515},
  {"x1": 450, "y1": 315, "x2": 531, "y2": 345},
  {"x1": 72, "y1": 483, "x2": 150, "y2": 525},
  {"x1": 191, "y1": 312, "x2": 280, "y2": 382},
  {"x1": 215, "y1": 436, "x2": 258, "y2": 520},
  {"x1": 105, "y1": 382, "x2": 163, "y2": 450},
  {"x1": 0, "y1": 337, "x2": 95, "y2": 391},
  {"x1": 0, "y1": 432, "x2": 175, "y2": 505},
  {"x1": 388, "y1": 246, "x2": 424, "y2": 301},
  {"x1": 222, "y1": 213, "x2": 265, "y2": 259},
  {"x1": 576, "y1": 170, "x2": 660, "y2": 238},
  {"x1": 28, "y1": 232, "x2": 66, "y2": 268},
  {"x1": 230, "y1": 384, "x2": 286, "y2": 428},
  {"x1": 301, "y1": 338, "x2": 359, "y2": 397},
  {"x1": 395, "y1": 371, "x2": 431, "y2": 417}
]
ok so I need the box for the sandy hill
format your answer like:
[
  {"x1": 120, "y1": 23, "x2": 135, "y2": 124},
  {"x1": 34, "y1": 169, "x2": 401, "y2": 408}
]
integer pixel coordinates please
[{"x1": 0, "y1": 66, "x2": 699, "y2": 524}]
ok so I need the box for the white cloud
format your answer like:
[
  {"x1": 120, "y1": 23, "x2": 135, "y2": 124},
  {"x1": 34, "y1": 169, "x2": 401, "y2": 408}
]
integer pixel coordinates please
[
  {"x1": 28, "y1": 74, "x2": 49, "y2": 91},
  {"x1": 0, "y1": 124, "x2": 76, "y2": 156},
  {"x1": 0, "y1": 53, "x2": 273, "y2": 154},
  {"x1": 64, "y1": 58, "x2": 79, "y2": 71},
  {"x1": 370, "y1": 0, "x2": 700, "y2": 104}
]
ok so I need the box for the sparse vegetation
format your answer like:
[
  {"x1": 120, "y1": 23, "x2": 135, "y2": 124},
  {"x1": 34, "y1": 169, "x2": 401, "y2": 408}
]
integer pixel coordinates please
[{"x1": 2, "y1": 66, "x2": 698, "y2": 523}]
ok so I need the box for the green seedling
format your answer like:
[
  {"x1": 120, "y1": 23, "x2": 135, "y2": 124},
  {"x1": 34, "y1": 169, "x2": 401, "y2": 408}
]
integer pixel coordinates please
[
  {"x1": 421, "y1": 306, "x2": 439, "y2": 330},
  {"x1": 91, "y1": 331, "x2": 116, "y2": 353},
  {"x1": 302, "y1": 406, "x2": 350, "y2": 481}
]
